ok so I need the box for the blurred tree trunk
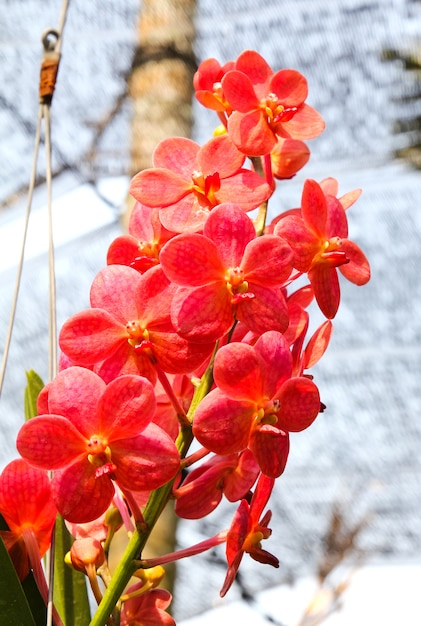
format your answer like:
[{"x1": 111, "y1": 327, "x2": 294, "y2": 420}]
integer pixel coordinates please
[
  {"x1": 125, "y1": 0, "x2": 197, "y2": 595},
  {"x1": 128, "y1": 0, "x2": 197, "y2": 175}
]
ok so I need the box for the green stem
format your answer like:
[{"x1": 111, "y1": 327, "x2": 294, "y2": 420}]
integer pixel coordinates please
[{"x1": 89, "y1": 351, "x2": 217, "y2": 626}]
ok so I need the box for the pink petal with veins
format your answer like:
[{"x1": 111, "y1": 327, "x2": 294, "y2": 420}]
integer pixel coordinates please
[
  {"x1": 52, "y1": 461, "x2": 115, "y2": 523},
  {"x1": 17, "y1": 415, "x2": 87, "y2": 469},
  {"x1": 97, "y1": 375, "x2": 156, "y2": 439}
]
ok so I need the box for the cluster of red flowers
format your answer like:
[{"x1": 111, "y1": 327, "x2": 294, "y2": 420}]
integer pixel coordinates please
[{"x1": 0, "y1": 50, "x2": 370, "y2": 625}]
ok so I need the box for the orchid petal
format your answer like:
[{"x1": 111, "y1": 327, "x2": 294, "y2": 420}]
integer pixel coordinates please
[
  {"x1": 303, "y1": 320, "x2": 333, "y2": 369},
  {"x1": 253, "y1": 331, "x2": 292, "y2": 397},
  {"x1": 301, "y1": 179, "x2": 327, "y2": 237},
  {"x1": 130, "y1": 168, "x2": 191, "y2": 207},
  {"x1": 128, "y1": 202, "x2": 155, "y2": 239},
  {"x1": 17, "y1": 415, "x2": 87, "y2": 469},
  {"x1": 249, "y1": 474, "x2": 275, "y2": 523},
  {"x1": 90, "y1": 265, "x2": 141, "y2": 321},
  {"x1": 52, "y1": 461, "x2": 115, "y2": 523},
  {"x1": 106, "y1": 235, "x2": 139, "y2": 267},
  {"x1": 111, "y1": 423, "x2": 179, "y2": 491},
  {"x1": 309, "y1": 264, "x2": 340, "y2": 319},
  {"x1": 274, "y1": 214, "x2": 320, "y2": 272},
  {"x1": 193, "y1": 388, "x2": 255, "y2": 455},
  {"x1": 270, "y1": 69, "x2": 308, "y2": 106},
  {"x1": 160, "y1": 234, "x2": 224, "y2": 286},
  {"x1": 46, "y1": 367, "x2": 105, "y2": 436},
  {"x1": 276, "y1": 103, "x2": 325, "y2": 140},
  {"x1": 203, "y1": 204, "x2": 256, "y2": 267},
  {"x1": 217, "y1": 170, "x2": 271, "y2": 210},
  {"x1": 226, "y1": 498, "x2": 249, "y2": 565},
  {"x1": 135, "y1": 265, "x2": 174, "y2": 325},
  {"x1": 97, "y1": 375, "x2": 156, "y2": 439},
  {"x1": 153, "y1": 137, "x2": 200, "y2": 175},
  {"x1": 159, "y1": 196, "x2": 211, "y2": 233},
  {"x1": 96, "y1": 340, "x2": 157, "y2": 384},
  {"x1": 319, "y1": 177, "x2": 339, "y2": 197},
  {"x1": 277, "y1": 377, "x2": 321, "y2": 432},
  {"x1": 227, "y1": 109, "x2": 277, "y2": 156},
  {"x1": 249, "y1": 425, "x2": 289, "y2": 478},
  {"x1": 325, "y1": 194, "x2": 348, "y2": 238},
  {"x1": 222, "y1": 69, "x2": 260, "y2": 111},
  {"x1": 150, "y1": 329, "x2": 214, "y2": 374},
  {"x1": 241, "y1": 235, "x2": 293, "y2": 284},
  {"x1": 223, "y1": 449, "x2": 260, "y2": 502},
  {"x1": 214, "y1": 341, "x2": 263, "y2": 401},
  {"x1": 339, "y1": 239, "x2": 371, "y2": 285},
  {"x1": 236, "y1": 283, "x2": 290, "y2": 336},
  {"x1": 59, "y1": 308, "x2": 126, "y2": 365},
  {"x1": 171, "y1": 283, "x2": 233, "y2": 343},
  {"x1": 235, "y1": 50, "x2": 273, "y2": 98},
  {"x1": 198, "y1": 135, "x2": 245, "y2": 177},
  {"x1": 0, "y1": 459, "x2": 56, "y2": 553}
]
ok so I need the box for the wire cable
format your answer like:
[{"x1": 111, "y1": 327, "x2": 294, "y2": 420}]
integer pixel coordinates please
[{"x1": 0, "y1": 2, "x2": 70, "y2": 625}]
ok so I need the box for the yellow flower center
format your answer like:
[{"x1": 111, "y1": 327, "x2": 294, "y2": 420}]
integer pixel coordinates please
[
  {"x1": 243, "y1": 530, "x2": 264, "y2": 553},
  {"x1": 191, "y1": 170, "x2": 221, "y2": 206},
  {"x1": 87, "y1": 436, "x2": 111, "y2": 466},
  {"x1": 254, "y1": 400, "x2": 281, "y2": 428},
  {"x1": 260, "y1": 92, "x2": 298, "y2": 125},
  {"x1": 262, "y1": 92, "x2": 285, "y2": 121},
  {"x1": 225, "y1": 267, "x2": 247, "y2": 290},
  {"x1": 324, "y1": 236, "x2": 342, "y2": 252}
]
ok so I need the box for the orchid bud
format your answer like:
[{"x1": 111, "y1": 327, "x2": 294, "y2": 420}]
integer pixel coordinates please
[{"x1": 67, "y1": 537, "x2": 105, "y2": 573}]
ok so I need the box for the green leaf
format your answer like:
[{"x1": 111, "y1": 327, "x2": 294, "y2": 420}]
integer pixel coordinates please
[
  {"x1": 0, "y1": 535, "x2": 38, "y2": 626},
  {"x1": 0, "y1": 512, "x2": 9, "y2": 531},
  {"x1": 21, "y1": 573, "x2": 48, "y2": 626},
  {"x1": 53, "y1": 515, "x2": 91, "y2": 626},
  {"x1": 0, "y1": 521, "x2": 46, "y2": 624},
  {"x1": 24, "y1": 370, "x2": 45, "y2": 421}
]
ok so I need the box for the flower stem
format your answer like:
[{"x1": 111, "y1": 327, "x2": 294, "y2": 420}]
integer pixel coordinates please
[
  {"x1": 154, "y1": 361, "x2": 190, "y2": 426},
  {"x1": 136, "y1": 530, "x2": 228, "y2": 568},
  {"x1": 89, "y1": 431, "x2": 190, "y2": 626},
  {"x1": 89, "y1": 354, "x2": 217, "y2": 626}
]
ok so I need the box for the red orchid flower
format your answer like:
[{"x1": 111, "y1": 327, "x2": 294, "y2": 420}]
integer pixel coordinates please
[
  {"x1": 129, "y1": 134, "x2": 271, "y2": 232},
  {"x1": 0, "y1": 458, "x2": 57, "y2": 581},
  {"x1": 107, "y1": 202, "x2": 176, "y2": 273},
  {"x1": 16, "y1": 367, "x2": 180, "y2": 523},
  {"x1": 221, "y1": 473, "x2": 278, "y2": 597},
  {"x1": 193, "y1": 331, "x2": 321, "y2": 478},
  {"x1": 274, "y1": 178, "x2": 371, "y2": 318},
  {"x1": 159, "y1": 203, "x2": 293, "y2": 343},
  {"x1": 59, "y1": 265, "x2": 214, "y2": 384},
  {"x1": 120, "y1": 587, "x2": 175, "y2": 626},
  {"x1": 193, "y1": 57, "x2": 235, "y2": 117},
  {"x1": 221, "y1": 50, "x2": 325, "y2": 156},
  {"x1": 174, "y1": 450, "x2": 260, "y2": 519}
]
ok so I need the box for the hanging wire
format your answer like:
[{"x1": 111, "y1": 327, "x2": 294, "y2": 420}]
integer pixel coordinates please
[
  {"x1": 0, "y1": 2, "x2": 69, "y2": 396},
  {"x1": 0, "y1": 110, "x2": 43, "y2": 396},
  {"x1": 0, "y1": 2, "x2": 70, "y2": 624}
]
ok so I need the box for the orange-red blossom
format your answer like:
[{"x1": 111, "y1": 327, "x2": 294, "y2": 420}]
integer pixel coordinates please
[
  {"x1": 275, "y1": 178, "x2": 370, "y2": 318},
  {"x1": 193, "y1": 331, "x2": 321, "y2": 478}
]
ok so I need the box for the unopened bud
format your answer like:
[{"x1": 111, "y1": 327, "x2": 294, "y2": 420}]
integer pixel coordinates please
[{"x1": 69, "y1": 537, "x2": 105, "y2": 573}]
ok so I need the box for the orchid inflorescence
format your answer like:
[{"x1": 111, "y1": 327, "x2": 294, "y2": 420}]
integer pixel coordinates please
[{"x1": 1, "y1": 50, "x2": 370, "y2": 625}]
